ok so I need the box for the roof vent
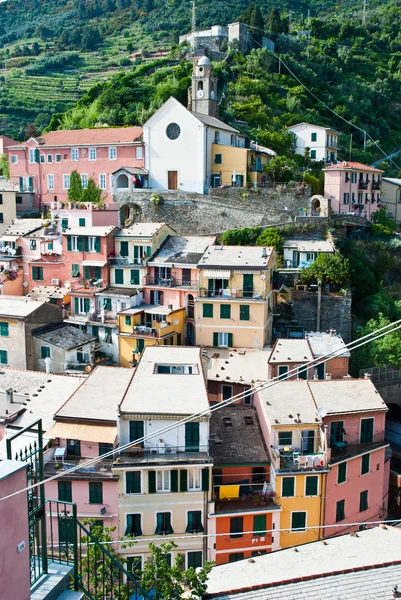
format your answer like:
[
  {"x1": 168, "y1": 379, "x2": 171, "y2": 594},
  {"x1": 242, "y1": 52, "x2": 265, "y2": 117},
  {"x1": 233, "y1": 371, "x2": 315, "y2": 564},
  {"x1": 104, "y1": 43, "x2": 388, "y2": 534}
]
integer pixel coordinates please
[
  {"x1": 244, "y1": 416, "x2": 253, "y2": 425},
  {"x1": 223, "y1": 417, "x2": 232, "y2": 427}
]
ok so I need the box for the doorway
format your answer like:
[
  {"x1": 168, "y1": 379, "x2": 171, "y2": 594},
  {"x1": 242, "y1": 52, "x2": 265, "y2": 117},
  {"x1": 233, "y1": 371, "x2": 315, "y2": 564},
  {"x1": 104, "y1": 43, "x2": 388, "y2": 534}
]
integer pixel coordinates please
[{"x1": 168, "y1": 171, "x2": 178, "y2": 190}]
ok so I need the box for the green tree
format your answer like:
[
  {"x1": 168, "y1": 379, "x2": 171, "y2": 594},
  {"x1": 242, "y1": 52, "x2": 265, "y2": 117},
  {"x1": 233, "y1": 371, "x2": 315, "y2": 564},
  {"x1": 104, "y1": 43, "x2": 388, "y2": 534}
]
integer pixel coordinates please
[
  {"x1": 250, "y1": 4, "x2": 264, "y2": 45},
  {"x1": 265, "y1": 7, "x2": 281, "y2": 38},
  {"x1": 256, "y1": 228, "x2": 284, "y2": 253},
  {"x1": 300, "y1": 252, "x2": 350, "y2": 286},
  {"x1": 257, "y1": 130, "x2": 294, "y2": 156},
  {"x1": 139, "y1": 541, "x2": 213, "y2": 599},
  {"x1": 83, "y1": 177, "x2": 102, "y2": 203},
  {"x1": 221, "y1": 227, "x2": 262, "y2": 246},
  {"x1": 351, "y1": 313, "x2": 401, "y2": 376},
  {"x1": 371, "y1": 207, "x2": 396, "y2": 237},
  {"x1": 0, "y1": 154, "x2": 10, "y2": 179},
  {"x1": 263, "y1": 155, "x2": 297, "y2": 183},
  {"x1": 68, "y1": 170, "x2": 83, "y2": 203}
]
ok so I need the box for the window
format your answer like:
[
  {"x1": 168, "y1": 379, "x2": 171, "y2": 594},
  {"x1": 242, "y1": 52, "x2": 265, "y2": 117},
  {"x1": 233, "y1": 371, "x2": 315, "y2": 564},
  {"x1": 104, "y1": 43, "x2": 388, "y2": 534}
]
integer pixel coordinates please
[
  {"x1": 230, "y1": 516, "x2": 243, "y2": 538},
  {"x1": 360, "y1": 490, "x2": 368, "y2": 512},
  {"x1": 282, "y1": 477, "x2": 295, "y2": 497},
  {"x1": 126, "y1": 471, "x2": 141, "y2": 494},
  {"x1": 40, "y1": 346, "x2": 50, "y2": 359},
  {"x1": 310, "y1": 150, "x2": 316, "y2": 159},
  {"x1": 243, "y1": 385, "x2": 253, "y2": 405},
  {"x1": 63, "y1": 174, "x2": 70, "y2": 190},
  {"x1": 136, "y1": 147, "x2": 143, "y2": 160},
  {"x1": 79, "y1": 218, "x2": 86, "y2": 227},
  {"x1": 126, "y1": 556, "x2": 142, "y2": 579},
  {"x1": 291, "y1": 511, "x2": 306, "y2": 531},
  {"x1": 302, "y1": 430, "x2": 315, "y2": 453},
  {"x1": 330, "y1": 421, "x2": 345, "y2": 443},
  {"x1": 115, "y1": 269, "x2": 124, "y2": 285},
  {"x1": 129, "y1": 420, "x2": 144, "y2": 446},
  {"x1": 351, "y1": 171, "x2": 357, "y2": 183},
  {"x1": 213, "y1": 332, "x2": 233, "y2": 347},
  {"x1": 253, "y1": 514, "x2": 267, "y2": 536},
  {"x1": 188, "y1": 468, "x2": 201, "y2": 491},
  {"x1": 311, "y1": 132, "x2": 317, "y2": 142},
  {"x1": 187, "y1": 551, "x2": 202, "y2": 569},
  {"x1": 99, "y1": 442, "x2": 113, "y2": 456},
  {"x1": 336, "y1": 499, "x2": 345, "y2": 522},
  {"x1": 16, "y1": 196, "x2": 23, "y2": 204},
  {"x1": 345, "y1": 172, "x2": 350, "y2": 182},
  {"x1": 305, "y1": 475, "x2": 318, "y2": 496},
  {"x1": 29, "y1": 148, "x2": 38, "y2": 163},
  {"x1": 155, "y1": 512, "x2": 173, "y2": 535},
  {"x1": 337, "y1": 461, "x2": 347, "y2": 484},
  {"x1": 47, "y1": 154, "x2": 53, "y2": 163},
  {"x1": 240, "y1": 305, "x2": 250, "y2": 320},
  {"x1": 67, "y1": 236, "x2": 80, "y2": 252},
  {"x1": 109, "y1": 147, "x2": 117, "y2": 160},
  {"x1": 103, "y1": 297, "x2": 112, "y2": 311},
  {"x1": 71, "y1": 264, "x2": 80, "y2": 278},
  {"x1": 125, "y1": 316, "x2": 131, "y2": 326},
  {"x1": 89, "y1": 482, "x2": 103, "y2": 504},
  {"x1": 89, "y1": 148, "x2": 97, "y2": 161},
  {"x1": 32, "y1": 266, "x2": 44, "y2": 280},
  {"x1": 360, "y1": 418, "x2": 374, "y2": 443},
  {"x1": 103, "y1": 328, "x2": 112, "y2": 344},
  {"x1": 0, "y1": 322, "x2": 8, "y2": 337},
  {"x1": 203, "y1": 304, "x2": 213, "y2": 318},
  {"x1": 306, "y1": 252, "x2": 315, "y2": 262},
  {"x1": 11, "y1": 155, "x2": 18, "y2": 164},
  {"x1": 157, "y1": 470, "x2": 171, "y2": 492},
  {"x1": 230, "y1": 134, "x2": 235, "y2": 146},
  {"x1": 55, "y1": 154, "x2": 61, "y2": 163},
  {"x1": 185, "y1": 422, "x2": 200, "y2": 452},
  {"x1": 343, "y1": 192, "x2": 350, "y2": 205},
  {"x1": 220, "y1": 304, "x2": 231, "y2": 319},
  {"x1": 99, "y1": 173, "x2": 106, "y2": 190},
  {"x1": 214, "y1": 153, "x2": 222, "y2": 164},
  {"x1": 67, "y1": 439, "x2": 81, "y2": 456},
  {"x1": 214, "y1": 131, "x2": 220, "y2": 143},
  {"x1": 186, "y1": 511, "x2": 204, "y2": 534},
  {"x1": 47, "y1": 174, "x2": 54, "y2": 190},
  {"x1": 298, "y1": 365, "x2": 308, "y2": 380},
  {"x1": 278, "y1": 431, "x2": 292, "y2": 446},
  {"x1": 358, "y1": 192, "x2": 363, "y2": 203},
  {"x1": 361, "y1": 453, "x2": 370, "y2": 475},
  {"x1": 74, "y1": 297, "x2": 90, "y2": 314},
  {"x1": 222, "y1": 384, "x2": 232, "y2": 401},
  {"x1": 278, "y1": 365, "x2": 289, "y2": 380},
  {"x1": 0, "y1": 350, "x2": 7, "y2": 365},
  {"x1": 81, "y1": 174, "x2": 88, "y2": 189},
  {"x1": 58, "y1": 480, "x2": 72, "y2": 503},
  {"x1": 229, "y1": 553, "x2": 244, "y2": 563},
  {"x1": 125, "y1": 514, "x2": 142, "y2": 536},
  {"x1": 40, "y1": 154, "x2": 45, "y2": 164},
  {"x1": 71, "y1": 148, "x2": 79, "y2": 161}
]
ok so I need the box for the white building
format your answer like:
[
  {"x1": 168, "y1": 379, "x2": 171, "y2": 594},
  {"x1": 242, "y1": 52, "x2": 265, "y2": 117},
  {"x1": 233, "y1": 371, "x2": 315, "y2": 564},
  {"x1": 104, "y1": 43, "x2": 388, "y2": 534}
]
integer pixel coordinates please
[
  {"x1": 143, "y1": 56, "x2": 246, "y2": 194},
  {"x1": 287, "y1": 123, "x2": 339, "y2": 163},
  {"x1": 282, "y1": 239, "x2": 335, "y2": 269},
  {"x1": 381, "y1": 177, "x2": 401, "y2": 222}
]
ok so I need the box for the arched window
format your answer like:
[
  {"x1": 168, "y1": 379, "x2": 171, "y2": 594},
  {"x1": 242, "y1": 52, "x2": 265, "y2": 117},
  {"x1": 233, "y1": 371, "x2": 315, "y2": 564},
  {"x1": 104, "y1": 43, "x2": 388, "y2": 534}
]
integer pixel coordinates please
[
  {"x1": 117, "y1": 174, "x2": 129, "y2": 189},
  {"x1": 198, "y1": 81, "x2": 203, "y2": 91}
]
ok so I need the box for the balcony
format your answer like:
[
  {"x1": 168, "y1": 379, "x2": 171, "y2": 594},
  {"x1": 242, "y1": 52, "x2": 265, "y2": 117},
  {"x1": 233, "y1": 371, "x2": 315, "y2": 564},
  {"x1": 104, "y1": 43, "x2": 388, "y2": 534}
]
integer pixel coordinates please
[
  {"x1": 358, "y1": 181, "x2": 368, "y2": 190},
  {"x1": 129, "y1": 322, "x2": 174, "y2": 339},
  {"x1": 372, "y1": 181, "x2": 381, "y2": 190},
  {"x1": 44, "y1": 455, "x2": 117, "y2": 479},
  {"x1": 329, "y1": 431, "x2": 386, "y2": 463},
  {"x1": 88, "y1": 310, "x2": 118, "y2": 325},
  {"x1": 145, "y1": 276, "x2": 198, "y2": 289},
  {"x1": 270, "y1": 447, "x2": 328, "y2": 472},
  {"x1": 64, "y1": 360, "x2": 94, "y2": 373},
  {"x1": 212, "y1": 484, "x2": 280, "y2": 514},
  {"x1": 249, "y1": 165, "x2": 262, "y2": 172},
  {"x1": 108, "y1": 256, "x2": 147, "y2": 267},
  {"x1": 115, "y1": 444, "x2": 211, "y2": 465},
  {"x1": 199, "y1": 288, "x2": 266, "y2": 300}
]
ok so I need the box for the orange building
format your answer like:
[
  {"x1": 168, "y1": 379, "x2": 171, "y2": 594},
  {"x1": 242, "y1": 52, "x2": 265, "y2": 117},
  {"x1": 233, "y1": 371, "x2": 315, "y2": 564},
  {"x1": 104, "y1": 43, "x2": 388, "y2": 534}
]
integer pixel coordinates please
[{"x1": 208, "y1": 407, "x2": 281, "y2": 565}]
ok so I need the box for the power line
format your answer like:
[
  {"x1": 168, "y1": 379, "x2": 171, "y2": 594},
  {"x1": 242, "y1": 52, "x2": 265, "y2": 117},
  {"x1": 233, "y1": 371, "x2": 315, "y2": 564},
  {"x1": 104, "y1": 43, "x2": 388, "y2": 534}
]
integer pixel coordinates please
[{"x1": 1, "y1": 317, "x2": 400, "y2": 503}]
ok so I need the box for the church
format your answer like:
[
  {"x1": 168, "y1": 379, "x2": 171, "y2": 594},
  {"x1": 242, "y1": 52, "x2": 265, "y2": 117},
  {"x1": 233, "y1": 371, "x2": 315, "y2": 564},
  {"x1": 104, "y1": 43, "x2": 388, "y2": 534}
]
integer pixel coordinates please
[{"x1": 143, "y1": 55, "x2": 248, "y2": 194}]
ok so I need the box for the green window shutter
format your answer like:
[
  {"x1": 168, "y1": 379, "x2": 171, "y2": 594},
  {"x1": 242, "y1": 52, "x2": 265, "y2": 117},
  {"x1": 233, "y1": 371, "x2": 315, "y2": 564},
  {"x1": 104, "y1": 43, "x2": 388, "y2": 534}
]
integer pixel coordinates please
[
  {"x1": 126, "y1": 514, "x2": 142, "y2": 537},
  {"x1": 58, "y1": 481, "x2": 72, "y2": 503},
  {"x1": 126, "y1": 472, "x2": 141, "y2": 494},
  {"x1": 125, "y1": 316, "x2": 131, "y2": 326},
  {"x1": 32, "y1": 266, "x2": 37, "y2": 280},
  {"x1": 0, "y1": 322, "x2": 9, "y2": 336},
  {"x1": 104, "y1": 298, "x2": 111, "y2": 310},
  {"x1": 360, "y1": 418, "x2": 374, "y2": 443},
  {"x1": 120, "y1": 241, "x2": 129, "y2": 257},
  {"x1": 171, "y1": 470, "x2": 178, "y2": 493},
  {"x1": 201, "y1": 468, "x2": 209, "y2": 492},
  {"x1": 180, "y1": 469, "x2": 188, "y2": 492},
  {"x1": 243, "y1": 274, "x2": 253, "y2": 297},
  {"x1": 40, "y1": 346, "x2": 50, "y2": 359},
  {"x1": 84, "y1": 298, "x2": 90, "y2": 313},
  {"x1": 336, "y1": 499, "x2": 345, "y2": 522},
  {"x1": 130, "y1": 269, "x2": 140, "y2": 285},
  {"x1": 35, "y1": 149, "x2": 40, "y2": 162},
  {"x1": 291, "y1": 512, "x2": 306, "y2": 531},
  {"x1": 58, "y1": 516, "x2": 74, "y2": 544},
  {"x1": 48, "y1": 242, "x2": 53, "y2": 250},
  {"x1": 360, "y1": 490, "x2": 368, "y2": 512},
  {"x1": 125, "y1": 514, "x2": 133, "y2": 536},
  {"x1": 89, "y1": 482, "x2": 103, "y2": 504},
  {"x1": 148, "y1": 470, "x2": 156, "y2": 494},
  {"x1": 253, "y1": 514, "x2": 266, "y2": 535},
  {"x1": 213, "y1": 332, "x2": 219, "y2": 347},
  {"x1": 115, "y1": 269, "x2": 124, "y2": 285},
  {"x1": 74, "y1": 297, "x2": 79, "y2": 314},
  {"x1": 186, "y1": 511, "x2": 194, "y2": 534},
  {"x1": 19, "y1": 177, "x2": 24, "y2": 192},
  {"x1": 62, "y1": 218, "x2": 69, "y2": 231},
  {"x1": 220, "y1": 304, "x2": 231, "y2": 319},
  {"x1": 337, "y1": 462, "x2": 347, "y2": 484},
  {"x1": 82, "y1": 236, "x2": 88, "y2": 252},
  {"x1": 134, "y1": 514, "x2": 142, "y2": 536},
  {"x1": 155, "y1": 512, "x2": 163, "y2": 535},
  {"x1": 77, "y1": 236, "x2": 83, "y2": 252},
  {"x1": 227, "y1": 333, "x2": 233, "y2": 347},
  {"x1": 187, "y1": 551, "x2": 202, "y2": 569},
  {"x1": 361, "y1": 453, "x2": 370, "y2": 475},
  {"x1": 95, "y1": 266, "x2": 101, "y2": 279},
  {"x1": 203, "y1": 304, "x2": 213, "y2": 318},
  {"x1": 230, "y1": 516, "x2": 243, "y2": 538},
  {"x1": 67, "y1": 236, "x2": 72, "y2": 251},
  {"x1": 38, "y1": 267, "x2": 43, "y2": 280},
  {"x1": 98, "y1": 442, "x2": 112, "y2": 455},
  {"x1": 146, "y1": 246, "x2": 151, "y2": 257},
  {"x1": 240, "y1": 305, "x2": 250, "y2": 321},
  {"x1": 138, "y1": 338, "x2": 145, "y2": 353},
  {"x1": 84, "y1": 266, "x2": 89, "y2": 279},
  {"x1": 281, "y1": 477, "x2": 295, "y2": 497},
  {"x1": 129, "y1": 420, "x2": 144, "y2": 445},
  {"x1": 79, "y1": 218, "x2": 85, "y2": 227},
  {"x1": 0, "y1": 350, "x2": 7, "y2": 365},
  {"x1": 305, "y1": 475, "x2": 318, "y2": 496},
  {"x1": 95, "y1": 237, "x2": 100, "y2": 252},
  {"x1": 134, "y1": 246, "x2": 139, "y2": 259}
]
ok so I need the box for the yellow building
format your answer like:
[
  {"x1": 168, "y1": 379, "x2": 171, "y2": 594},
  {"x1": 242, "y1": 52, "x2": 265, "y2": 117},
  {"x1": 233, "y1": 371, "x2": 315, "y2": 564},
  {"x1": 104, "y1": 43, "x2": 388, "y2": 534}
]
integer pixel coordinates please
[
  {"x1": 118, "y1": 304, "x2": 185, "y2": 367},
  {"x1": 255, "y1": 381, "x2": 329, "y2": 549},
  {"x1": 195, "y1": 245, "x2": 278, "y2": 348},
  {"x1": 211, "y1": 142, "x2": 273, "y2": 188},
  {"x1": 110, "y1": 223, "x2": 175, "y2": 288}
]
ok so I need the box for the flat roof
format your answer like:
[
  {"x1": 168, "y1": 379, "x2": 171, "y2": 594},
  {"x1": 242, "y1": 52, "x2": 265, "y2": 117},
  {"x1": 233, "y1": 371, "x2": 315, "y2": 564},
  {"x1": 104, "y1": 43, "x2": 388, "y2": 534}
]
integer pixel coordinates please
[
  {"x1": 119, "y1": 304, "x2": 178, "y2": 316},
  {"x1": 0, "y1": 459, "x2": 28, "y2": 481},
  {"x1": 308, "y1": 379, "x2": 388, "y2": 415},
  {"x1": 258, "y1": 381, "x2": 318, "y2": 426},
  {"x1": 149, "y1": 236, "x2": 216, "y2": 267},
  {"x1": 198, "y1": 246, "x2": 273, "y2": 269},
  {"x1": 27, "y1": 285, "x2": 69, "y2": 301},
  {"x1": 32, "y1": 323, "x2": 96, "y2": 350},
  {"x1": 64, "y1": 226, "x2": 116, "y2": 237},
  {"x1": 115, "y1": 223, "x2": 169, "y2": 238},
  {"x1": 205, "y1": 347, "x2": 270, "y2": 385},
  {"x1": 2, "y1": 218, "x2": 44, "y2": 237},
  {"x1": 382, "y1": 177, "x2": 401, "y2": 186},
  {"x1": 55, "y1": 366, "x2": 134, "y2": 423},
  {"x1": 96, "y1": 287, "x2": 138, "y2": 297},
  {"x1": 120, "y1": 347, "x2": 209, "y2": 416},
  {"x1": 268, "y1": 339, "x2": 314, "y2": 364},
  {"x1": 283, "y1": 239, "x2": 335, "y2": 253},
  {"x1": 306, "y1": 331, "x2": 350, "y2": 358},
  {"x1": 205, "y1": 526, "x2": 401, "y2": 596},
  {"x1": 0, "y1": 296, "x2": 47, "y2": 318}
]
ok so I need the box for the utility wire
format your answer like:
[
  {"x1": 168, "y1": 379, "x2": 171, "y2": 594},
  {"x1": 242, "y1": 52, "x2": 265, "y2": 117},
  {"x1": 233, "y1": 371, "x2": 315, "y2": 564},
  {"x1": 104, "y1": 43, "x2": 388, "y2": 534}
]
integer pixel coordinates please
[{"x1": 1, "y1": 317, "x2": 400, "y2": 502}]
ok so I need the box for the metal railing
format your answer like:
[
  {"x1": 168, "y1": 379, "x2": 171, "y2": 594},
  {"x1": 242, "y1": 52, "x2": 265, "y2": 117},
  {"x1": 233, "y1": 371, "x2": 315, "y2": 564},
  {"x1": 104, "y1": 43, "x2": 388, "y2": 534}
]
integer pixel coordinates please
[
  {"x1": 359, "y1": 366, "x2": 401, "y2": 383},
  {"x1": 109, "y1": 257, "x2": 147, "y2": 266},
  {"x1": 372, "y1": 182, "x2": 381, "y2": 190},
  {"x1": 199, "y1": 288, "x2": 266, "y2": 300},
  {"x1": 117, "y1": 443, "x2": 210, "y2": 463},
  {"x1": 358, "y1": 181, "x2": 368, "y2": 189},
  {"x1": 145, "y1": 276, "x2": 198, "y2": 289},
  {"x1": 329, "y1": 431, "x2": 386, "y2": 463}
]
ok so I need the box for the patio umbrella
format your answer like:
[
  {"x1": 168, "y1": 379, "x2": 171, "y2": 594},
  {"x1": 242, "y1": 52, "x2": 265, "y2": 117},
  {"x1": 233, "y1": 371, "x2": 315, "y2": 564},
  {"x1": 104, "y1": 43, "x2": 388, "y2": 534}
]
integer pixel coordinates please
[{"x1": 232, "y1": 170, "x2": 237, "y2": 186}]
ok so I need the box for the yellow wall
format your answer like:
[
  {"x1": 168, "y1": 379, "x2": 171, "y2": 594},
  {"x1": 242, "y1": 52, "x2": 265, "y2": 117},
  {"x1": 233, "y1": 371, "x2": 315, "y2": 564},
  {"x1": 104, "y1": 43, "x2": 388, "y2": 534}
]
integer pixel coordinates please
[
  {"x1": 211, "y1": 144, "x2": 248, "y2": 186},
  {"x1": 247, "y1": 152, "x2": 270, "y2": 186},
  {"x1": 115, "y1": 224, "x2": 174, "y2": 258},
  {"x1": 109, "y1": 265, "x2": 147, "y2": 288}
]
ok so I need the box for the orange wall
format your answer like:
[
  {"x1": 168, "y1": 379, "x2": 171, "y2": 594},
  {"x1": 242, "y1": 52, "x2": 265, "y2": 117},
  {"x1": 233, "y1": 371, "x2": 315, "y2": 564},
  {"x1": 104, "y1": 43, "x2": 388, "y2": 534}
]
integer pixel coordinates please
[{"x1": 215, "y1": 512, "x2": 273, "y2": 564}]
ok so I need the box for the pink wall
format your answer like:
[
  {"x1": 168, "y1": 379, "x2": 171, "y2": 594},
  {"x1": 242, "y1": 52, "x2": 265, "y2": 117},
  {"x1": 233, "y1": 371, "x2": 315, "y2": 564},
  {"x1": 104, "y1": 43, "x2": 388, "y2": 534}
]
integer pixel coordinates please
[
  {"x1": 324, "y1": 167, "x2": 382, "y2": 218},
  {"x1": 144, "y1": 267, "x2": 199, "y2": 309},
  {"x1": 0, "y1": 461, "x2": 30, "y2": 600},
  {"x1": 62, "y1": 232, "x2": 115, "y2": 290},
  {"x1": 324, "y1": 411, "x2": 386, "y2": 446}
]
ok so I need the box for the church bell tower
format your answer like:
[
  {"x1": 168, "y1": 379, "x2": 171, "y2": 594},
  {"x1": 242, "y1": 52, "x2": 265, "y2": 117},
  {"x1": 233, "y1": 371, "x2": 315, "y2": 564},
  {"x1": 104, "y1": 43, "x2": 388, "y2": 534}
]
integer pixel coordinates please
[{"x1": 191, "y1": 55, "x2": 218, "y2": 118}]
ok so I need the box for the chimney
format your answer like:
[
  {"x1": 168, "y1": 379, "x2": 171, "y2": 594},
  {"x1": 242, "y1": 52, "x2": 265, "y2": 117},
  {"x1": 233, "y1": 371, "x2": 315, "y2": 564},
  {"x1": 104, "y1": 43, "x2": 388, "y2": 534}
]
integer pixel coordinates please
[
  {"x1": 364, "y1": 372, "x2": 371, "y2": 379},
  {"x1": 262, "y1": 247, "x2": 268, "y2": 258},
  {"x1": 314, "y1": 374, "x2": 319, "y2": 381},
  {"x1": 44, "y1": 356, "x2": 52, "y2": 374},
  {"x1": 326, "y1": 373, "x2": 332, "y2": 381},
  {"x1": 6, "y1": 388, "x2": 13, "y2": 403},
  {"x1": 329, "y1": 329, "x2": 336, "y2": 336}
]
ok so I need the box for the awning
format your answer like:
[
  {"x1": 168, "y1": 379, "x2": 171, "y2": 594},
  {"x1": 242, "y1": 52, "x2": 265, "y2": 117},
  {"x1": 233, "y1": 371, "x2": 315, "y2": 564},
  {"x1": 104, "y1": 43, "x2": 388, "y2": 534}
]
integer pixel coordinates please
[
  {"x1": 203, "y1": 269, "x2": 231, "y2": 279},
  {"x1": 81, "y1": 260, "x2": 108, "y2": 267},
  {"x1": 45, "y1": 422, "x2": 117, "y2": 444}
]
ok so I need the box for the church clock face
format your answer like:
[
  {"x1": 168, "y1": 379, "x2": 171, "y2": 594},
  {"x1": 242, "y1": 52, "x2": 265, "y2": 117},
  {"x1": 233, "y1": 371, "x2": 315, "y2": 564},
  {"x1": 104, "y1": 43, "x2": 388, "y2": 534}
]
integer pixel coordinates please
[
  {"x1": 210, "y1": 90, "x2": 215, "y2": 100},
  {"x1": 197, "y1": 89, "x2": 205, "y2": 99},
  {"x1": 166, "y1": 123, "x2": 181, "y2": 140}
]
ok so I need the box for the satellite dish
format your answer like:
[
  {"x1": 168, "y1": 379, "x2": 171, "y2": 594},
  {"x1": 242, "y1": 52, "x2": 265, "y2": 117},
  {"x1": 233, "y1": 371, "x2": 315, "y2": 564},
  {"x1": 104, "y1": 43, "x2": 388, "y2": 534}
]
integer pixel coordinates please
[
  {"x1": 317, "y1": 407, "x2": 327, "y2": 419},
  {"x1": 173, "y1": 319, "x2": 179, "y2": 325},
  {"x1": 260, "y1": 274, "x2": 266, "y2": 280},
  {"x1": 23, "y1": 281, "x2": 29, "y2": 287},
  {"x1": 64, "y1": 280, "x2": 71, "y2": 288}
]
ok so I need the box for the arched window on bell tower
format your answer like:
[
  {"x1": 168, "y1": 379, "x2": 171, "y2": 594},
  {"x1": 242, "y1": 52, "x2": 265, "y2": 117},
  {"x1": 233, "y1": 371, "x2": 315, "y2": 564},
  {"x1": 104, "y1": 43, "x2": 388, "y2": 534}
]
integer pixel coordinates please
[{"x1": 198, "y1": 81, "x2": 203, "y2": 91}]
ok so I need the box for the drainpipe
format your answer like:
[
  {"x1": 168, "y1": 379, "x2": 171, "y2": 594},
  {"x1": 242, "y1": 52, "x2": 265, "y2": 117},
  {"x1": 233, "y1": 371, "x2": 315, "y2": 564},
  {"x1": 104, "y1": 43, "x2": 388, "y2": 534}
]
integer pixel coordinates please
[
  {"x1": 319, "y1": 471, "x2": 327, "y2": 540},
  {"x1": 204, "y1": 125, "x2": 209, "y2": 193},
  {"x1": 316, "y1": 280, "x2": 322, "y2": 331}
]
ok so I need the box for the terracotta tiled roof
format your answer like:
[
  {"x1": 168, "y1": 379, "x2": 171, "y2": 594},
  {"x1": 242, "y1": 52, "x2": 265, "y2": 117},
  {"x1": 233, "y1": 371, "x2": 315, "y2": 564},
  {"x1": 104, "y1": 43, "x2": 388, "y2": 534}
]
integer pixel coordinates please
[
  {"x1": 13, "y1": 127, "x2": 143, "y2": 148},
  {"x1": 324, "y1": 161, "x2": 383, "y2": 173}
]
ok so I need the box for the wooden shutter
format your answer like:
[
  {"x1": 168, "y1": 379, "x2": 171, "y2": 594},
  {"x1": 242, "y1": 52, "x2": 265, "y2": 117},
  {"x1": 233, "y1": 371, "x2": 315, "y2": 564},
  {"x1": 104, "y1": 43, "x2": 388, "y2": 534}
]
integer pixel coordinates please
[
  {"x1": 32, "y1": 266, "x2": 37, "y2": 280},
  {"x1": 83, "y1": 237, "x2": 89, "y2": 252},
  {"x1": 74, "y1": 297, "x2": 79, "y2": 314},
  {"x1": 130, "y1": 270, "x2": 140, "y2": 285},
  {"x1": 67, "y1": 236, "x2": 72, "y2": 251},
  {"x1": 202, "y1": 468, "x2": 209, "y2": 492},
  {"x1": 213, "y1": 332, "x2": 218, "y2": 347},
  {"x1": 305, "y1": 475, "x2": 318, "y2": 496},
  {"x1": 84, "y1": 266, "x2": 89, "y2": 279},
  {"x1": 120, "y1": 241, "x2": 129, "y2": 257},
  {"x1": 148, "y1": 470, "x2": 156, "y2": 494},
  {"x1": 282, "y1": 477, "x2": 295, "y2": 497},
  {"x1": 84, "y1": 298, "x2": 90, "y2": 313},
  {"x1": 129, "y1": 420, "x2": 144, "y2": 445},
  {"x1": 95, "y1": 237, "x2": 100, "y2": 252},
  {"x1": 180, "y1": 469, "x2": 188, "y2": 492},
  {"x1": 240, "y1": 305, "x2": 250, "y2": 320},
  {"x1": 77, "y1": 236, "x2": 83, "y2": 252},
  {"x1": 171, "y1": 470, "x2": 178, "y2": 493},
  {"x1": 227, "y1": 333, "x2": 233, "y2": 347},
  {"x1": 150, "y1": 290, "x2": 154, "y2": 304},
  {"x1": 253, "y1": 514, "x2": 266, "y2": 535}
]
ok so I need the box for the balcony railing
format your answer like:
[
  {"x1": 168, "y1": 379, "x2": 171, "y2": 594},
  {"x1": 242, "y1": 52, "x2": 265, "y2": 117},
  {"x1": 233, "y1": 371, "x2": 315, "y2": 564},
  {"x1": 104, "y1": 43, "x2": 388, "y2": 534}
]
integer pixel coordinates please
[
  {"x1": 64, "y1": 360, "x2": 94, "y2": 372},
  {"x1": 116, "y1": 444, "x2": 211, "y2": 464},
  {"x1": 129, "y1": 323, "x2": 172, "y2": 338},
  {"x1": 270, "y1": 448, "x2": 327, "y2": 471},
  {"x1": 358, "y1": 181, "x2": 368, "y2": 189},
  {"x1": 372, "y1": 181, "x2": 381, "y2": 190},
  {"x1": 199, "y1": 288, "x2": 266, "y2": 300},
  {"x1": 249, "y1": 165, "x2": 262, "y2": 172},
  {"x1": 145, "y1": 276, "x2": 198, "y2": 289},
  {"x1": 329, "y1": 431, "x2": 386, "y2": 463},
  {"x1": 89, "y1": 310, "x2": 118, "y2": 324},
  {"x1": 108, "y1": 256, "x2": 147, "y2": 266}
]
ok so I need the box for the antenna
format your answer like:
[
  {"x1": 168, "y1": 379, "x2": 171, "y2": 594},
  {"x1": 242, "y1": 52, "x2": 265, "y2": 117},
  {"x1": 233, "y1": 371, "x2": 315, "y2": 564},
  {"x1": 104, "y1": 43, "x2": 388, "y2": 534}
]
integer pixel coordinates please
[{"x1": 191, "y1": 0, "x2": 197, "y2": 54}]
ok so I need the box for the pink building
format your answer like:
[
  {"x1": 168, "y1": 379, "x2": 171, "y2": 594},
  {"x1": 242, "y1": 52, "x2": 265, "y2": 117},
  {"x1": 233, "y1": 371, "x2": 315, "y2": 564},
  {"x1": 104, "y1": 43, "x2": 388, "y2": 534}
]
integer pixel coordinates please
[
  {"x1": 0, "y1": 460, "x2": 30, "y2": 600},
  {"x1": 324, "y1": 161, "x2": 383, "y2": 218},
  {"x1": 309, "y1": 379, "x2": 390, "y2": 536},
  {"x1": 6, "y1": 127, "x2": 145, "y2": 207},
  {"x1": 145, "y1": 235, "x2": 215, "y2": 345}
]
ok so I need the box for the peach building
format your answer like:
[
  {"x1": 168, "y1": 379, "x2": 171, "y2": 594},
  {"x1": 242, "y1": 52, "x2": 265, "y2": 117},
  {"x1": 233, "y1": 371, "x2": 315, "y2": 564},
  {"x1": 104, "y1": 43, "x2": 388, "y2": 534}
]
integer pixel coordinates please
[
  {"x1": 6, "y1": 127, "x2": 145, "y2": 207},
  {"x1": 324, "y1": 161, "x2": 383, "y2": 218}
]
